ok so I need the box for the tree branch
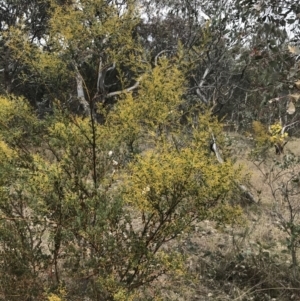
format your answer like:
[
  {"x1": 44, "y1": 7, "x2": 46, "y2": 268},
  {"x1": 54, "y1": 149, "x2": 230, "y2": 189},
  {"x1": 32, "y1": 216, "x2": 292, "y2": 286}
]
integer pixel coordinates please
[
  {"x1": 97, "y1": 58, "x2": 115, "y2": 94},
  {"x1": 281, "y1": 120, "x2": 300, "y2": 135},
  {"x1": 74, "y1": 63, "x2": 90, "y2": 116},
  {"x1": 106, "y1": 77, "x2": 142, "y2": 98},
  {"x1": 154, "y1": 50, "x2": 172, "y2": 66},
  {"x1": 195, "y1": 67, "x2": 211, "y2": 103}
]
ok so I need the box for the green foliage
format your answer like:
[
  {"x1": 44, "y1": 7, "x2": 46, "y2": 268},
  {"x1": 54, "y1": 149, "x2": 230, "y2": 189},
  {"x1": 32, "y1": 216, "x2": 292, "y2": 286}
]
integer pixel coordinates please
[
  {"x1": 106, "y1": 59, "x2": 185, "y2": 147},
  {"x1": 0, "y1": 55, "x2": 242, "y2": 300},
  {"x1": 4, "y1": 0, "x2": 144, "y2": 107},
  {"x1": 0, "y1": 1, "x2": 247, "y2": 300},
  {"x1": 2, "y1": 1, "x2": 300, "y2": 299}
]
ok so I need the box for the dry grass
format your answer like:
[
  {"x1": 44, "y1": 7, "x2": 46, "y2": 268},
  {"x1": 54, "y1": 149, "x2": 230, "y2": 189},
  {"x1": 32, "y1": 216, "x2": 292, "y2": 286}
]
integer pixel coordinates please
[{"x1": 150, "y1": 134, "x2": 300, "y2": 301}]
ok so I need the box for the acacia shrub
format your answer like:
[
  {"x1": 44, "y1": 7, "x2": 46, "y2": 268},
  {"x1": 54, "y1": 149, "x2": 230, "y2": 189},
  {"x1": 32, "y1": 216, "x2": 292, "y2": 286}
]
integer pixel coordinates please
[{"x1": 0, "y1": 61, "x2": 242, "y2": 300}]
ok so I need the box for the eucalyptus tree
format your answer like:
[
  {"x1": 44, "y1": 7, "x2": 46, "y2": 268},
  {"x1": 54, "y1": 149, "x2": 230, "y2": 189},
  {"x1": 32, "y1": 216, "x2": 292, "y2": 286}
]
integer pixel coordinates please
[
  {"x1": 231, "y1": 0, "x2": 300, "y2": 130},
  {"x1": 137, "y1": 0, "x2": 300, "y2": 130},
  {"x1": 138, "y1": 0, "x2": 250, "y2": 124},
  {"x1": 3, "y1": 0, "x2": 299, "y2": 129}
]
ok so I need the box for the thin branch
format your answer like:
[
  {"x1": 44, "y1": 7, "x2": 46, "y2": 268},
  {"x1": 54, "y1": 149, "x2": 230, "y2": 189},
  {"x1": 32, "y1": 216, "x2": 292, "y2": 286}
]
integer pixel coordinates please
[
  {"x1": 281, "y1": 120, "x2": 300, "y2": 135},
  {"x1": 199, "y1": 67, "x2": 210, "y2": 88},
  {"x1": 154, "y1": 50, "x2": 172, "y2": 66},
  {"x1": 195, "y1": 67, "x2": 211, "y2": 103},
  {"x1": 210, "y1": 132, "x2": 224, "y2": 163},
  {"x1": 106, "y1": 77, "x2": 142, "y2": 98}
]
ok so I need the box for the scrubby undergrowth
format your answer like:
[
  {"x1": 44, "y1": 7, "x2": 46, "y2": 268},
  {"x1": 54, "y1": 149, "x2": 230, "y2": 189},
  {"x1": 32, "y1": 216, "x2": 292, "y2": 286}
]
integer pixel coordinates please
[{"x1": 153, "y1": 134, "x2": 300, "y2": 301}]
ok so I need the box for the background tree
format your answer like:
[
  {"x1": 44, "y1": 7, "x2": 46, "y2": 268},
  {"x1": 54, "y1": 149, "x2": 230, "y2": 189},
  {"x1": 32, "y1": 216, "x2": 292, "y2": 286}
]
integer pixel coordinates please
[
  {"x1": 4, "y1": 0, "x2": 146, "y2": 120},
  {"x1": 3, "y1": 0, "x2": 299, "y2": 131},
  {"x1": 232, "y1": 0, "x2": 300, "y2": 131}
]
